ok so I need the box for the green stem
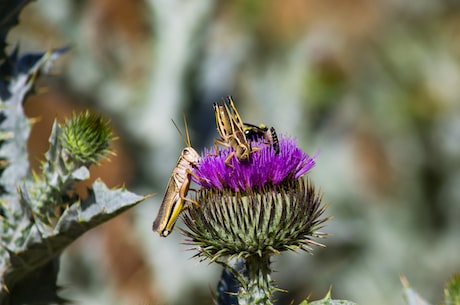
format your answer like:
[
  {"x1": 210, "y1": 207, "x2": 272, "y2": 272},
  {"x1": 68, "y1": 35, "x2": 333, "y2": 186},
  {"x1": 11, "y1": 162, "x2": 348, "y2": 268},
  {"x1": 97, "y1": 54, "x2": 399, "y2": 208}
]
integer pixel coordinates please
[{"x1": 238, "y1": 255, "x2": 274, "y2": 305}]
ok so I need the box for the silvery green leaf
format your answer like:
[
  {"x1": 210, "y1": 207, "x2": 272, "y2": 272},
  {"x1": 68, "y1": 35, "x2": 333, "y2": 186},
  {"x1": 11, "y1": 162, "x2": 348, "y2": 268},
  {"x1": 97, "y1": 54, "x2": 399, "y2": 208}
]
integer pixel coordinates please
[
  {"x1": 70, "y1": 166, "x2": 90, "y2": 181},
  {"x1": 56, "y1": 180, "x2": 145, "y2": 234},
  {"x1": 0, "y1": 48, "x2": 67, "y2": 195},
  {"x1": 0, "y1": 180, "x2": 146, "y2": 304},
  {"x1": 299, "y1": 290, "x2": 358, "y2": 305},
  {"x1": 43, "y1": 120, "x2": 64, "y2": 180}
]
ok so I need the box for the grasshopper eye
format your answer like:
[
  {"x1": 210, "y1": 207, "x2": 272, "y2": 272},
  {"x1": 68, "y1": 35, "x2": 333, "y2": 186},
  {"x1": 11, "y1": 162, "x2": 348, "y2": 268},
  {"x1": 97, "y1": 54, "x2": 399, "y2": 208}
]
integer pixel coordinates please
[{"x1": 183, "y1": 148, "x2": 195, "y2": 157}]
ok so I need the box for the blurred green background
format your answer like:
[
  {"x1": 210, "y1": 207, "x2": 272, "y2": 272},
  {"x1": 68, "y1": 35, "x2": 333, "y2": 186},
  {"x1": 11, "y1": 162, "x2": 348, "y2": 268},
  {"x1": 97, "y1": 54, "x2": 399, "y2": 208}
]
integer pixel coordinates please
[{"x1": 8, "y1": 0, "x2": 460, "y2": 304}]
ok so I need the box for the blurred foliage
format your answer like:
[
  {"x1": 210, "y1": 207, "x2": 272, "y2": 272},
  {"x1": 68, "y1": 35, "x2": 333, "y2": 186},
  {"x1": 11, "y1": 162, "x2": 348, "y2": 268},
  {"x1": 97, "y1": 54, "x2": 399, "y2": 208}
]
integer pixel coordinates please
[
  {"x1": 4, "y1": 0, "x2": 460, "y2": 304},
  {"x1": 444, "y1": 275, "x2": 460, "y2": 305},
  {"x1": 0, "y1": 0, "x2": 33, "y2": 59}
]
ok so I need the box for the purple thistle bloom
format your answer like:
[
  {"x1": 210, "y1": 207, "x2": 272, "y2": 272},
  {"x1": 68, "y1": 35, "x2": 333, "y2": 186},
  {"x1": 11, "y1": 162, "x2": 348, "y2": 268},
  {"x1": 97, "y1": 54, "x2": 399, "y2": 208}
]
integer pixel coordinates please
[
  {"x1": 183, "y1": 124, "x2": 328, "y2": 305},
  {"x1": 193, "y1": 136, "x2": 316, "y2": 192}
]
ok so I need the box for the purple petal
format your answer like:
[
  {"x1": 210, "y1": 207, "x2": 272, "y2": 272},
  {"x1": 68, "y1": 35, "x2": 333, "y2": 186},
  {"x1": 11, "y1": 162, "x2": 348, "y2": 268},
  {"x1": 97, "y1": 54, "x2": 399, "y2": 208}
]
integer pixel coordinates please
[{"x1": 193, "y1": 136, "x2": 316, "y2": 192}]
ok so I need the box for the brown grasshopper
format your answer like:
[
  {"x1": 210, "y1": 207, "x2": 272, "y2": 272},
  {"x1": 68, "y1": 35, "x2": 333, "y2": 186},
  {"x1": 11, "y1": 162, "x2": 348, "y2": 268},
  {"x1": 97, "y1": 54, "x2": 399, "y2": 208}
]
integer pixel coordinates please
[
  {"x1": 213, "y1": 97, "x2": 254, "y2": 166},
  {"x1": 152, "y1": 116, "x2": 201, "y2": 237},
  {"x1": 243, "y1": 122, "x2": 280, "y2": 155}
]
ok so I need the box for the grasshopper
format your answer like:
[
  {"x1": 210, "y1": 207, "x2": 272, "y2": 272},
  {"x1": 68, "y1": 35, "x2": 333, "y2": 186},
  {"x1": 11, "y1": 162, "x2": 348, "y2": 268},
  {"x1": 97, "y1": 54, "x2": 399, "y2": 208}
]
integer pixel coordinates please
[
  {"x1": 213, "y1": 97, "x2": 254, "y2": 166},
  {"x1": 243, "y1": 123, "x2": 280, "y2": 155},
  {"x1": 152, "y1": 116, "x2": 201, "y2": 237}
]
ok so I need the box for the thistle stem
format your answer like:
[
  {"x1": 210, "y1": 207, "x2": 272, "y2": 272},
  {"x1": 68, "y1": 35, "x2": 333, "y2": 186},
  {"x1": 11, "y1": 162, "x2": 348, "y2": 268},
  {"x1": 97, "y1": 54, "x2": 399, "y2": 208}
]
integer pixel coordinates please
[{"x1": 240, "y1": 255, "x2": 273, "y2": 305}]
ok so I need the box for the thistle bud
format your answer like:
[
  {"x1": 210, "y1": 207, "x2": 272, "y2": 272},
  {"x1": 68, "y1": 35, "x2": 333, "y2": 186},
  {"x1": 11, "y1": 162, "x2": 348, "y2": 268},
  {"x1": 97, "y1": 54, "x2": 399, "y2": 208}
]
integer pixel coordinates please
[{"x1": 61, "y1": 111, "x2": 114, "y2": 167}]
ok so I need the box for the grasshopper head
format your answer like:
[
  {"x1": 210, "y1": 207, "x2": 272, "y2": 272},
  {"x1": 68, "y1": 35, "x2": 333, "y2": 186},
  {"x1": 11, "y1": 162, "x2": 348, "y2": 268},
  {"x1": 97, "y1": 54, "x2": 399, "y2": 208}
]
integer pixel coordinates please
[{"x1": 182, "y1": 147, "x2": 201, "y2": 165}]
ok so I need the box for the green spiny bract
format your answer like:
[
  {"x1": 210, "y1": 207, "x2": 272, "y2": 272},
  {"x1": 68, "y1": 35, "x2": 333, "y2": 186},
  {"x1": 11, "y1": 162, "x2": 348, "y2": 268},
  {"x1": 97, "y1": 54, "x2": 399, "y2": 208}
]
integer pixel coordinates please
[
  {"x1": 182, "y1": 178, "x2": 329, "y2": 263},
  {"x1": 61, "y1": 111, "x2": 114, "y2": 168}
]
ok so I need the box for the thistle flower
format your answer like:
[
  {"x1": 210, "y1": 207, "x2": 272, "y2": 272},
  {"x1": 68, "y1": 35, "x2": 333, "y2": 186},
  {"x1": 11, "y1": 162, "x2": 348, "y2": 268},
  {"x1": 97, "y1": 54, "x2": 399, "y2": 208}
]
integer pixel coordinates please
[
  {"x1": 193, "y1": 137, "x2": 316, "y2": 192},
  {"x1": 182, "y1": 135, "x2": 329, "y2": 305}
]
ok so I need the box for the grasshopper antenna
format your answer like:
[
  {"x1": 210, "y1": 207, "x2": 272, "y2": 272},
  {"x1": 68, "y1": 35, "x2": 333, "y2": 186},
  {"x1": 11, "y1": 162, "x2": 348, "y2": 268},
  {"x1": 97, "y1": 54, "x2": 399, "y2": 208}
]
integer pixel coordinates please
[{"x1": 171, "y1": 114, "x2": 191, "y2": 148}]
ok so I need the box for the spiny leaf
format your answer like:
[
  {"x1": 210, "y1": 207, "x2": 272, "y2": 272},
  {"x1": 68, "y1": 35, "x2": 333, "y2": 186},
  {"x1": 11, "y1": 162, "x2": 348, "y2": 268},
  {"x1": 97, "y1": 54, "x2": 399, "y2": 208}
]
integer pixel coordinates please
[
  {"x1": 299, "y1": 289, "x2": 357, "y2": 305},
  {"x1": 0, "y1": 180, "x2": 146, "y2": 304},
  {"x1": 0, "y1": 48, "x2": 68, "y2": 196}
]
